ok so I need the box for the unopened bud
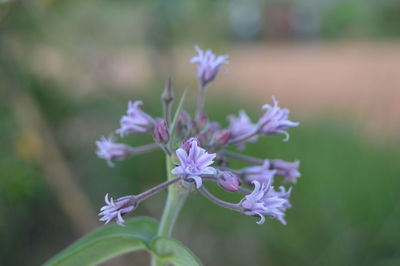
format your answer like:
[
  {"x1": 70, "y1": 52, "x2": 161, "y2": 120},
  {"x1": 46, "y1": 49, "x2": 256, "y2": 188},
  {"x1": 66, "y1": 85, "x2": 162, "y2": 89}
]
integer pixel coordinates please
[
  {"x1": 218, "y1": 171, "x2": 241, "y2": 192},
  {"x1": 197, "y1": 114, "x2": 209, "y2": 128},
  {"x1": 214, "y1": 129, "x2": 232, "y2": 147},
  {"x1": 162, "y1": 77, "x2": 174, "y2": 103},
  {"x1": 153, "y1": 119, "x2": 169, "y2": 144},
  {"x1": 181, "y1": 137, "x2": 197, "y2": 153}
]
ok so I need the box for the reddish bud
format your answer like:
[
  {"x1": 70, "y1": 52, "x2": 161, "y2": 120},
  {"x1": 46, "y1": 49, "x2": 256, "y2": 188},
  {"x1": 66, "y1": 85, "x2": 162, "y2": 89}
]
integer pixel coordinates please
[
  {"x1": 153, "y1": 119, "x2": 169, "y2": 144},
  {"x1": 214, "y1": 129, "x2": 232, "y2": 147},
  {"x1": 218, "y1": 171, "x2": 241, "y2": 192}
]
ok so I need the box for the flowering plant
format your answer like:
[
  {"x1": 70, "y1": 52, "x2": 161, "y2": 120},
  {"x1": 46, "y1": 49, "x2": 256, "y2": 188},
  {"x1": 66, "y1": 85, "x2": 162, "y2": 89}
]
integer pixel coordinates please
[{"x1": 45, "y1": 46, "x2": 300, "y2": 266}]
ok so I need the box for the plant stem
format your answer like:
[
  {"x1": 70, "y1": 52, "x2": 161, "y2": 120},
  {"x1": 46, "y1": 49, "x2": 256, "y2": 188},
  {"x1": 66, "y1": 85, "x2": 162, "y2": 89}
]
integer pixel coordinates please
[
  {"x1": 136, "y1": 176, "x2": 181, "y2": 202},
  {"x1": 129, "y1": 143, "x2": 160, "y2": 156},
  {"x1": 221, "y1": 150, "x2": 265, "y2": 165},
  {"x1": 195, "y1": 83, "x2": 206, "y2": 119},
  {"x1": 151, "y1": 155, "x2": 188, "y2": 266},
  {"x1": 199, "y1": 186, "x2": 242, "y2": 211}
]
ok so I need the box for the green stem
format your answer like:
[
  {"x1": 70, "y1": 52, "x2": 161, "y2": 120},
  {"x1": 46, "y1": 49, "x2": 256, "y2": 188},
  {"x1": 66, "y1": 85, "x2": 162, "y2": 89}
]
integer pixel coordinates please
[{"x1": 151, "y1": 155, "x2": 189, "y2": 265}]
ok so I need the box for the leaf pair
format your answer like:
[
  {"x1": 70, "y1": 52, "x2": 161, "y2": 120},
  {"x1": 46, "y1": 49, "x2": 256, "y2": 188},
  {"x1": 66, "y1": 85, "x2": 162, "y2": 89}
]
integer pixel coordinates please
[{"x1": 44, "y1": 217, "x2": 201, "y2": 266}]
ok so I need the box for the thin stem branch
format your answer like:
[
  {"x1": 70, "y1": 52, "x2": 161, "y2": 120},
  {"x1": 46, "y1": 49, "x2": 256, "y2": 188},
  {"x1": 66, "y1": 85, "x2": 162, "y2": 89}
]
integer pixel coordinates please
[
  {"x1": 228, "y1": 118, "x2": 271, "y2": 146},
  {"x1": 195, "y1": 83, "x2": 206, "y2": 119},
  {"x1": 221, "y1": 150, "x2": 265, "y2": 165},
  {"x1": 157, "y1": 156, "x2": 189, "y2": 237},
  {"x1": 136, "y1": 177, "x2": 181, "y2": 202},
  {"x1": 162, "y1": 77, "x2": 174, "y2": 128},
  {"x1": 228, "y1": 128, "x2": 258, "y2": 145},
  {"x1": 128, "y1": 143, "x2": 160, "y2": 156},
  {"x1": 238, "y1": 186, "x2": 252, "y2": 195},
  {"x1": 199, "y1": 186, "x2": 242, "y2": 211}
]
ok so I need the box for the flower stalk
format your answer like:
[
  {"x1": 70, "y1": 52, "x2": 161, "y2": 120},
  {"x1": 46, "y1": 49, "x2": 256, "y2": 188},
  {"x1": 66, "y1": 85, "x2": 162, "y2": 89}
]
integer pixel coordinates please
[{"x1": 157, "y1": 156, "x2": 189, "y2": 237}]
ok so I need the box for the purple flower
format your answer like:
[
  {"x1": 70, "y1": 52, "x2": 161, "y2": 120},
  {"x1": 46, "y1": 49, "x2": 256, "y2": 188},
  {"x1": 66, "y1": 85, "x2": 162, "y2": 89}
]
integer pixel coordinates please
[
  {"x1": 241, "y1": 160, "x2": 276, "y2": 185},
  {"x1": 99, "y1": 194, "x2": 137, "y2": 226},
  {"x1": 258, "y1": 97, "x2": 299, "y2": 141},
  {"x1": 116, "y1": 101, "x2": 155, "y2": 136},
  {"x1": 218, "y1": 171, "x2": 241, "y2": 192},
  {"x1": 190, "y1": 46, "x2": 229, "y2": 87},
  {"x1": 172, "y1": 138, "x2": 216, "y2": 188},
  {"x1": 271, "y1": 159, "x2": 301, "y2": 183},
  {"x1": 241, "y1": 181, "x2": 292, "y2": 225},
  {"x1": 228, "y1": 110, "x2": 258, "y2": 148},
  {"x1": 96, "y1": 136, "x2": 133, "y2": 166}
]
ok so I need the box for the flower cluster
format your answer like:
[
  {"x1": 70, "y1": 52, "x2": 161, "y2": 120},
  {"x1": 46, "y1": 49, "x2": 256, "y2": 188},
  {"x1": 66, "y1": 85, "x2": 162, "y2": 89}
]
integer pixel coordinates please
[{"x1": 96, "y1": 46, "x2": 300, "y2": 227}]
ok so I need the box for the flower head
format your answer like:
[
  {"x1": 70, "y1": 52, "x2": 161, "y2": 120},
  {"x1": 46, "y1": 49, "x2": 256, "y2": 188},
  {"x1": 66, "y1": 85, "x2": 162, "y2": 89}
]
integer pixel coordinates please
[
  {"x1": 116, "y1": 101, "x2": 155, "y2": 136},
  {"x1": 172, "y1": 138, "x2": 216, "y2": 188},
  {"x1": 99, "y1": 194, "x2": 137, "y2": 226},
  {"x1": 191, "y1": 46, "x2": 229, "y2": 87},
  {"x1": 228, "y1": 110, "x2": 258, "y2": 149},
  {"x1": 96, "y1": 136, "x2": 133, "y2": 166},
  {"x1": 241, "y1": 160, "x2": 276, "y2": 185},
  {"x1": 271, "y1": 159, "x2": 301, "y2": 183},
  {"x1": 258, "y1": 97, "x2": 299, "y2": 141},
  {"x1": 241, "y1": 181, "x2": 292, "y2": 225}
]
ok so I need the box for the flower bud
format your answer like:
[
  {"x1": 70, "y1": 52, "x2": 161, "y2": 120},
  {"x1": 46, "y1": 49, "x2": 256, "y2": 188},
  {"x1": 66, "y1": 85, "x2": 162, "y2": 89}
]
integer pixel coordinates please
[
  {"x1": 181, "y1": 137, "x2": 197, "y2": 153},
  {"x1": 218, "y1": 171, "x2": 241, "y2": 192},
  {"x1": 197, "y1": 114, "x2": 209, "y2": 128},
  {"x1": 153, "y1": 119, "x2": 169, "y2": 144},
  {"x1": 213, "y1": 129, "x2": 232, "y2": 147}
]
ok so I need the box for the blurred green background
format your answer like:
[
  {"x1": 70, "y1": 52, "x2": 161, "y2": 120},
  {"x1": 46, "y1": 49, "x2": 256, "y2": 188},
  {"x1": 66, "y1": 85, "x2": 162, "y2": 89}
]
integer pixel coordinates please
[{"x1": 1, "y1": 0, "x2": 400, "y2": 265}]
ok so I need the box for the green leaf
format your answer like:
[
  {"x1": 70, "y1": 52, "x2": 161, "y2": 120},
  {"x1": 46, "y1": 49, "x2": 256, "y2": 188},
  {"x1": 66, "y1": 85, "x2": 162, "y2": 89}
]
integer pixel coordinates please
[
  {"x1": 44, "y1": 217, "x2": 158, "y2": 266},
  {"x1": 169, "y1": 89, "x2": 187, "y2": 136},
  {"x1": 151, "y1": 236, "x2": 202, "y2": 266}
]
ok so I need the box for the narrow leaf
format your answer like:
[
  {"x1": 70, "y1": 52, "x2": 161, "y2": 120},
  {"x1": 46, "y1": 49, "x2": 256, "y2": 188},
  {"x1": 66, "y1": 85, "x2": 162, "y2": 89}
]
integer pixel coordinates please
[
  {"x1": 152, "y1": 236, "x2": 202, "y2": 266},
  {"x1": 44, "y1": 217, "x2": 158, "y2": 266},
  {"x1": 169, "y1": 88, "x2": 187, "y2": 136}
]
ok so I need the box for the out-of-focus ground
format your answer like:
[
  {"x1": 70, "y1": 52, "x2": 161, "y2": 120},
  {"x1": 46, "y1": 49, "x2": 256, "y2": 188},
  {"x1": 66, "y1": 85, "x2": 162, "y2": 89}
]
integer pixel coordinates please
[{"x1": 33, "y1": 41, "x2": 400, "y2": 137}]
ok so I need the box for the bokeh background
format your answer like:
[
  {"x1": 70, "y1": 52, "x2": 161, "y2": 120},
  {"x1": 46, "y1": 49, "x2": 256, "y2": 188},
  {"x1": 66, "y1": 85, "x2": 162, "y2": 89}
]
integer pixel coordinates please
[{"x1": 1, "y1": 0, "x2": 400, "y2": 265}]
